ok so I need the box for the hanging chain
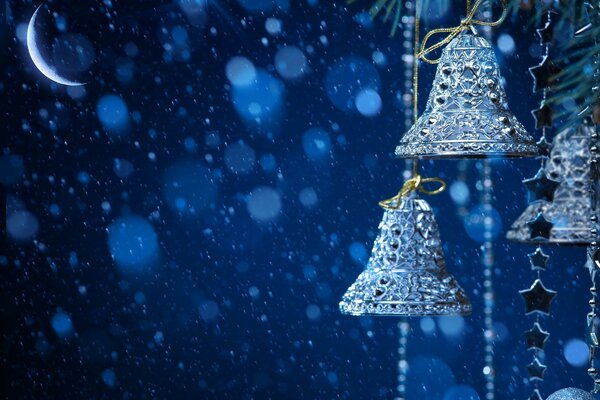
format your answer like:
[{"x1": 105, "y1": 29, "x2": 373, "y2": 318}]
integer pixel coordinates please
[
  {"x1": 402, "y1": 0, "x2": 416, "y2": 181},
  {"x1": 395, "y1": 2, "x2": 417, "y2": 399},
  {"x1": 396, "y1": 319, "x2": 410, "y2": 400},
  {"x1": 518, "y1": 9, "x2": 557, "y2": 399},
  {"x1": 587, "y1": 4, "x2": 600, "y2": 391},
  {"x1": 476, "y1": 4, "x2": 496, "y2": 399},
  {"x1": 539, "y1": 9, "x2": 551, "y2": 169},
  {"x1": 382, "y1": 0, "x2": 446, "y2": 202},
  {"x1": 479, "y1": 159, "x2": 496, "y2": 400},
  {"x1": 588, "y1": 118, "x2": 599, "y2": 396},
  {"x1": 587, "y1": 242, "x2": 600, "y2": 395}
]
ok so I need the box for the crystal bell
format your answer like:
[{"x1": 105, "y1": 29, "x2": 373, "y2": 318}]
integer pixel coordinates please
[
  {"x1": 507, "y1": 121, "x2": 599, "y2": 245},
  {"x1": 339, "y1": 194, "x2": 472, "y2": 316},
  {"x1": 395, "y1": 30, "x2": 538, "y2": 159}
]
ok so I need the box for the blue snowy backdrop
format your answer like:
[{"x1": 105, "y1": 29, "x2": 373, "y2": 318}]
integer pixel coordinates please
[{"x1": 1, "y1": 0, "x2": 593, "y2": 399}]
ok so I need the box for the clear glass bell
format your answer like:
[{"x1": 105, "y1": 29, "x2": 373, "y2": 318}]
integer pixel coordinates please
[
  {"x1": 395, "y1": 30, "x2": 538, "y2": 159},
  {"x1": 339, "y1": 194, "x2": 472, "y2": 316}
]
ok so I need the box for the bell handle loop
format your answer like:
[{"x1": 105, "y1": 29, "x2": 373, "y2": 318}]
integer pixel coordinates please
[
  {"x1": 417, "y1": 0, "x2": 508, "y2": 64},
  {"x1": 418, "y1": 177, "x2": 447, "y2": 196},
  {"x1": 378, "y1": 175, "x2": 446, "y2": 210},
  {"x1": 378, "y1": 175, "x2": 421, "y2": 210},
  {"x1": 418, "y1": 27, "x2": 464, "y2": 64}
]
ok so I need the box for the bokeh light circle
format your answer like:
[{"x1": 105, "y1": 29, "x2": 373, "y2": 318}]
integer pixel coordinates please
[
  {"x1": 96, "y1": 94, "x2": 129, "y2": 133},
  {"x1": 275, "y1": 45, "x2": 307, "y2": 80},
  {"x1": 7, "y1": 210, "x2": 39, "y2": 241},
  {"x1": 422, "y1": 0, "x2": 451, "y2": 21},
  {"x1": 349, "y1": 242, "x2": 367, "y2": 264},
  {"x1": 51, "y1": 312, "x2": 74, "y2": 338},
  {"x1": 355, "y1": 88, "x2": 382, "y2": 117},
  {"x1": 497, "y1": 33, "x2": 516, "y2": 56},
  {"x1": 199, "y1": 300, "x2": 220, "y2": 322},
  {"x1": 0, "y1": 154, "x2": 25, "y2": 185},
  {"x1": 299, "y1": 187, "x2": 318, "y2": 208},
  {"x1": 237, "y1": 0, "x2": 289, "y2": 13},
  {"x1": 306, "y1": 304, "x2": 321, "y2": 321},
  {"x1": 113, "y1": 158, "x2": 134, "y2": 179},
  {"x1": 232, "y1": 69, "x2": 284, "y2": 122},
  {"x1": 449, "y1": 181, "x2": 470, "y2": 206},
  {"x1": 302, "y1": 128, "x2": 331, "y2": 161},
  {"x1": 443, "y1": 384, "x2": 480, "y2": 400},
  {"x1": 325, "y1": 56, "x2": 381, "y2": 111},
  {"x1": 178, "y1": 0, "x2": 208, "y2": 15},
  {"x1": 246, "y1": 186, "x2": 282, "y2": 222},
  {"x1": 420, "y1": 317, "x2": 436, "y2": 334},
  {"x1": 463, "y1": 205, "x2": 502, "y2": 243},
  {"x1": 101, "y1": 369, "x2": 116, "y2": 388},
  {"x1": 407, "y1": 356, "x2": 455, "y2": 400},
  {"x1": 265, "y1": 18, "x2": 282, "y2": 35},
  {"x1": 226, "y1": 56, "x2": 256, "y2": 87},
  {"x1": 162, "y1": 160, "x2": 217, "y2": 216},
  {"x1": 260, "y1": 154, "x2": 277, "y2": 172},
  {"x1": 438, "y1": 316, "x2": 465, "y2": 338},
  {"x1": 224, "y1": 141, "x2": 256, "y2": 175},
  {"x1": 564, "y1": 338, "x2": 589, "y2": 367},
  {"x1": 107, "y1": 215, "x2": 159, "y2": 273}
]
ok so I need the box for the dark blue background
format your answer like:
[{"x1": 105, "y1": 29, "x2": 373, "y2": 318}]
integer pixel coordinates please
[{"x1": 1, "y1": 0, "x2": 592, "y2": 398}]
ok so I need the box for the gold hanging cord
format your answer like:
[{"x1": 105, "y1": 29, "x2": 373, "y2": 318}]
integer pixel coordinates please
[
  {"x1": 379, "y1": 175, "x2": 446, "y2": 209},
  {"x1": 381, "y1": 0, "x2": 508, "y2": 210},
  {"x1": 417, "y1": 0, "x2": 508, "y2": 64}
]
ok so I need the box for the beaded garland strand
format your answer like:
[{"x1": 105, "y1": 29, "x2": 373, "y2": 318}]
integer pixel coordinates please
[
  {"x1": 583, "y1": 3, "x2": 600, "y2": 396},
  {"x1": 476, "y1": 4, "x2": 496, "y2": 399},
  {"x1": 517, "y1": 8, "x2": 559, "y2": 400},
  {"x1": 394, "y1": 1, "x2": 416, "y2": 399}
]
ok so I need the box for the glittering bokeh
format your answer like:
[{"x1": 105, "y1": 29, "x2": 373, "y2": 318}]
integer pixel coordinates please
[{"x1": 2, "y1": 1, "x2": 592, "y2": 399}]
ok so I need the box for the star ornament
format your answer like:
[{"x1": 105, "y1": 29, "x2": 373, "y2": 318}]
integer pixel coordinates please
[
  {"x1": 528, "y1": 247, "x2": 550, "y2": 271},
  {"x1": 527, "y1": 357, "x2": 547, "y2": 381},
  {"x1": 524, "y1": 322, "x2": 550, "y2": 349},
  {"x1": 523, "y1": 168, "x2": 560, "y2": 202},
  {"x1": 529, "y1": 55, "x2": 561, "y2": 92},
  {"x1": 536, "y1": 23, "x2": 554, "y2": 44},
  {"x1": 531, "y1": 103, "x2": 553, "y2": 129},
  {"x1": 526, "y1": 212, "x2": 553, "y2": 240},
  {"x1": 519, "y1": 278, "x2": 557, "y2": 315},
  {"x1": 536, "y1": 9, "x2": 558, "y2": 43},
  {"x1": 536, "y1": 136, "x2": 552, "y2": 157}
]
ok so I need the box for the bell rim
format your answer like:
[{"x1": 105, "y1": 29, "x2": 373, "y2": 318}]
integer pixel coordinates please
[
  {"x1": 394, "y1": 142, "x2": 539, "y2": 159},
  {"x1": 339, "y1": 300, "x2": 473, "y2": 317}
]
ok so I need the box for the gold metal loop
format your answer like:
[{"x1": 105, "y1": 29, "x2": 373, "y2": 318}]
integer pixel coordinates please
[
  {"x1": 378, "y1": 175, "x2": 447, "y2": 210},
  {"x1": 418, "y1": 177, "x2": 447, "y2": 195},
  {"x1": 416, "y1": 0, "x2": 508, "y2": 64}
]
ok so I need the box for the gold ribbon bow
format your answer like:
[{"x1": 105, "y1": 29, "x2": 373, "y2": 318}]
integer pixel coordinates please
[
  {"x1": 379, "y1": 174, "x2": 446, "y2": 210},
  {"x1": 417, "y1": 0, "x2": 508, "y2": 64}
]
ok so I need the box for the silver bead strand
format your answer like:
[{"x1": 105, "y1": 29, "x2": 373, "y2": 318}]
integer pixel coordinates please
[
  {"x1": 477, "y1": 4, "x2": 495, "y2": 399},
  {"x1": 396, "y1": 2, "x2": 415, "y2": 399}
]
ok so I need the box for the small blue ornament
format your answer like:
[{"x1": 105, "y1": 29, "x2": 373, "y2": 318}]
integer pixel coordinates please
[{"x1": 547, "y1": 388, "x2": 593, "y2": 400}]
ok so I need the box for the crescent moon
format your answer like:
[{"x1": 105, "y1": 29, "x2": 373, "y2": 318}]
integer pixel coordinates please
[{"x1": 27, "y1": 4, "x2": 85, "y2": 86}]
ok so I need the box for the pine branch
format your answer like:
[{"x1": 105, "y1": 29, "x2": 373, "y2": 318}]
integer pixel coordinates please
[{"x1": 547, "y1": 3, "x2": 600, "y2": 126}]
